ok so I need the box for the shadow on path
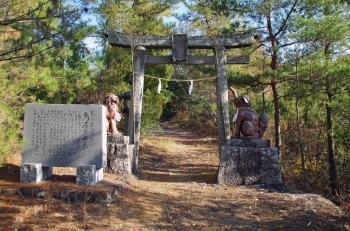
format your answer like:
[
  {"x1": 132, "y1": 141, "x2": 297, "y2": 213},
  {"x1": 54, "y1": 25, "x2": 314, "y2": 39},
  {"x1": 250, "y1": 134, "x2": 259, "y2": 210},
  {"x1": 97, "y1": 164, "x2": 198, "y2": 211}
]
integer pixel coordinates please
[{"x1": 138, "y1": 124, "x2": 219, "y2": 184}]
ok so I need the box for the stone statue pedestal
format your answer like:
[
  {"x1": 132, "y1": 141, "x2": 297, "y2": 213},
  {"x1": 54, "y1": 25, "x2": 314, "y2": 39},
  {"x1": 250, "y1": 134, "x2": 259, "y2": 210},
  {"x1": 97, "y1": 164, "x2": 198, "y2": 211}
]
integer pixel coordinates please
[
  {"x1": 105, "y1": 134, "x2": 134, "y2": 174},
  {"x1": 218, "y1": 139, "x2": 282, "y2": 185}
]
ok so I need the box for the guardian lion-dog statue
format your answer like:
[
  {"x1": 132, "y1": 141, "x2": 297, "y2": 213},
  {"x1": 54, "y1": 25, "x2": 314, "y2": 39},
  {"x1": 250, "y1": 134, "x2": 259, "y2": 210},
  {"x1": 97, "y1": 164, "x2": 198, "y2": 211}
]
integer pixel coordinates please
[
  {"x1": 104, "y1": 93, "x2": 121, "y2": 134},
  {"x1": 230, "y1": 87, "x2": 268, "y2": 139}
]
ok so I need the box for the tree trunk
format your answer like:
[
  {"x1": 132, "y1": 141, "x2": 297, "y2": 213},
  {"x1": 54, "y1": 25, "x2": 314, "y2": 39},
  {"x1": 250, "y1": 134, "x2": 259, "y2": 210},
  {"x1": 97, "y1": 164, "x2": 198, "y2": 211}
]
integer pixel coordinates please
[
  {"x1": 296, "y1": 98, "x2": 307, "y2": 187},
  {"x1": 271, "y1": 80, "x2": 281, "y2": 159},
  {"x1": 324, "y1": 43, "x2": 337, "y2": 194},
  {"x1": 267, "y1": 14, "x2": 282, "y2": 159},
  {"x1": 295, "y1": 58, "x2": 308, "y2": 188},
  {"x1": 326, "y1": 92, "x2": 337, "y2": 194}
]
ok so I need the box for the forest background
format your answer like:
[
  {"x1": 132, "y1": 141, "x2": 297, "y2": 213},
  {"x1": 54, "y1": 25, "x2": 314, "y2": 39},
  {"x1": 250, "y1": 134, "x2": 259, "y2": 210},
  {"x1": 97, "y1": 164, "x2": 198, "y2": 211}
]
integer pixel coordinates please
[{"x1": 1, "y1": 0, "x2": 350, "y2": 203}]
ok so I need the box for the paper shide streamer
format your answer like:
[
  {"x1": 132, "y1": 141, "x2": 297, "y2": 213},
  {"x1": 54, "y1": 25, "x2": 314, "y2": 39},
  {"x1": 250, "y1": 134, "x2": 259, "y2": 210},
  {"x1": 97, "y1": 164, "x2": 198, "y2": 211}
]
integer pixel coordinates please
[
  {"x1": 131, "y1": 72, "x2": 217, "y2": 95},
  {"x1": 188, "y1": 80, "x2": 193, "y2": 95},
  {"x1": 157, "y1": 78, "x2": 162, "y2": 93},
  {"x1": 157, "y1": 78, "x2": 193, "y2": 95}
]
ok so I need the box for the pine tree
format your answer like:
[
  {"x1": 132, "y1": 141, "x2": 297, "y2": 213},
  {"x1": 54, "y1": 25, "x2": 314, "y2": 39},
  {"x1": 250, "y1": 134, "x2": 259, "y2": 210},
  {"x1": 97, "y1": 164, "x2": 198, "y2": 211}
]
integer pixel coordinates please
[
  {"x1": 95, "y1": 0, "x2": 178, "y2": 133},
  {"x1": 291, "y1": 0, "x2": 350, "y2": 194},
  {"x1": 0, "y1": 0, "x2": 97, "y2": 164}
]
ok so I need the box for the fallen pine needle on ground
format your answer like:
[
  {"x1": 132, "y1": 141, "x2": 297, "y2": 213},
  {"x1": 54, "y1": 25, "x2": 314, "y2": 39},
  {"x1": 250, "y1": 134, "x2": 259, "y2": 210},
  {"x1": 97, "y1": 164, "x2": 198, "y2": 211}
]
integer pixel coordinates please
[{"x1": 0, "y1": 124, "x2": 348, "y2": 230}]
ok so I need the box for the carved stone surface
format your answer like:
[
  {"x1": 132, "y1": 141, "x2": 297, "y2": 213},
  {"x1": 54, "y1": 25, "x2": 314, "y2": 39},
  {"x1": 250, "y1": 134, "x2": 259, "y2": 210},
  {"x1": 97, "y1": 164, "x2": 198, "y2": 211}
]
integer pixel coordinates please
[
  {"x1": 104, "y1": 93, "x2": 120, "y2": 134},
  {"x1": 22, "y1": 103, "x2": 107, "y2": 168},
  {"x1": 105, "y1": 134, "x2": 134, "y2": 174},
  {"x1": 108, "y1": 31, "x2": 259, "y2": 49},
  {"x1": 226, "y1": 138, "x2": 271, "y2": 148},
  {"x1": 218, "y1": 139, "x2": 282, "y2": 185},
  {"x1": 260, "y1": 163, "x2": 282, "y2": 185},
  {"x1": 76, "y1": 165, "x2": 103, "y2": 186},
  {"x1": 237, "y1": 148, "x2": 261, "y2": 185},
  {"x1": 76, "y1": 165, "x2": 95, "y2": 185},
  {"x1": 20, "y1": 164, "x2": 53, "y2": 183},
  {"x1": 230, "y1": 87, "x2": 268, "y2": 139},
  {"x1": 20, "y1": 163, "x2": 43, "y2": 183},
  {"x1": 21, "y1": 103, "x2": 107, "y2": 185},
  {"x1": 107, "y1": 135, "x2": 129, "y2": 144},
  {"x1": 217, "y1": 147, "x2": 243, "y2": 185},
  {"x1": 172, "y1": 34, "x2": 188, "y2": 62}
]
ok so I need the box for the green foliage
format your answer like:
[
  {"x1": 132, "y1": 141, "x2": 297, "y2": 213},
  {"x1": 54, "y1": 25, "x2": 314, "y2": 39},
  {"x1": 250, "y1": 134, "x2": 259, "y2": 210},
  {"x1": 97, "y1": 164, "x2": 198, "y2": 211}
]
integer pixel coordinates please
[
  {"x1": 0, "y1": 103, "x2": 19, "y2": 166},
  {"x1": 0, "y1": 0, "x2": 97, "y2": 165},
  {"x1": 162, "y1": 81, "x2": 189, "y2": 120},
  {"x1": 187, "y1": 93, "x2": 217, "y2": 126},
  {"x1": 1, "y1": 0, "x2": 350, "y2": 198},
  {"x1": 141, "y1": 89, "x2": 172, "y2": 134},
  {"x1": 0, "y1": 70, "x2": 24, "y2": 164},
  {"x1": 96, "y1": 0, "x2": 176, "y2": 133}
]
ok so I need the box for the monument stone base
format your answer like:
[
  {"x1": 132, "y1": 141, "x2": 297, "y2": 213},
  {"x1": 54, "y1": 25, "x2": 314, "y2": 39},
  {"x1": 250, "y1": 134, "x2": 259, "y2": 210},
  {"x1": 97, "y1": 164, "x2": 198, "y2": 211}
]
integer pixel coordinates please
[
  {"x1": 105, "y1": 134, "x2": 134, "y2": 174},
  {"x1": 20, "y1": 163, "x2": 53, "y2": 183},
  {"x1": 76, "y1": 165, "x2": 103, "y2": 185},
  {"x1": 218, "y1": 139, "x2": 282, "y2": 185},
  {"x1": 20, "y1": 163, "x2": 103, "y2": 185},
  {"x1": 21, "y1": 103, "x2": 107, "y2": 186}
]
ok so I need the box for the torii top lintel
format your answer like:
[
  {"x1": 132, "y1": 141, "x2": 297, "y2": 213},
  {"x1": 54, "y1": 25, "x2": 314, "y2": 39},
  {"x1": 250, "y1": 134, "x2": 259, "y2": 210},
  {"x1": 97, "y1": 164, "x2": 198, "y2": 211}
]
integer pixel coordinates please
[{"x1": 108, "y1": 31, "x2": 259, "y2": 49}]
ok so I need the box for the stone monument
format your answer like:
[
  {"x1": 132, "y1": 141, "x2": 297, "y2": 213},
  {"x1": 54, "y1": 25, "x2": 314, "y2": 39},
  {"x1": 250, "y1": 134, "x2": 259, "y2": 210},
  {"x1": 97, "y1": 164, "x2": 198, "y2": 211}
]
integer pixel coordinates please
[
  {"x1": 21, "y1": 103, "x2": 107, "y2": 185},
  {"x1": 102, "y1": 93, "x2": 134, "y2": 175},
  {"x1": 218, "y1": 89, "x2": 282, "y2": 185},
  {"x1": 218, "y1": 139, "x2": 282, "y2": 185},
  {"x1": 105, "y1": 134, "x2": 134, "y2": 175}
]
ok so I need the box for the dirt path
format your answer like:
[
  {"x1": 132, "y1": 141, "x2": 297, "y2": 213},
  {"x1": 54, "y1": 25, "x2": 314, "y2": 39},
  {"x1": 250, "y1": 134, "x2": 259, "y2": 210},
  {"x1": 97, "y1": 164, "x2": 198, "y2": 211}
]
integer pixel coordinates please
[
  {"x1": 112, "y1": 125, "x2": 348, "y2": 231},
  {"x1": 0, "y1": 124, "x2": 349, "y2": 230},
  {"x1": 138, "y1": 123, "x2": 219, "y2": 183}
]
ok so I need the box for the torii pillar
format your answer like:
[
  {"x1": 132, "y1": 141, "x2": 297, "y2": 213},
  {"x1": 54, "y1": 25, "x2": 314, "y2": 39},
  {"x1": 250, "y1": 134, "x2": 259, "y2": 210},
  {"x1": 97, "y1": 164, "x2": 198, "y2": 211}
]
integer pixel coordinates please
[{"x1": 108, "y1": 32, "x2": 258, "y2": 175}]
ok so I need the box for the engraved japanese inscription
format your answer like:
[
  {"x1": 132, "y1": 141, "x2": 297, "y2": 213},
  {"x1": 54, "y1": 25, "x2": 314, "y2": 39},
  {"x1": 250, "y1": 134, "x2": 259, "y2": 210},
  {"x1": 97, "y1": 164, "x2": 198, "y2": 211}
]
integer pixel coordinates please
[{"x1": 22, "y1": 104, "x2": 107, "y2": 168}]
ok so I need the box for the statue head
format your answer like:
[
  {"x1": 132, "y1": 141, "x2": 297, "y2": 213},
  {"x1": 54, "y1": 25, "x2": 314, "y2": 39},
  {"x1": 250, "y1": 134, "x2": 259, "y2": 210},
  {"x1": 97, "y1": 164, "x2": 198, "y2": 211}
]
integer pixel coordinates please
[
  {"x1": 230, "y1": 87, "x2": 251, "y2": 108},
  {"x1": 104, "y1": 93, "x2": 119, "y2": 107}
]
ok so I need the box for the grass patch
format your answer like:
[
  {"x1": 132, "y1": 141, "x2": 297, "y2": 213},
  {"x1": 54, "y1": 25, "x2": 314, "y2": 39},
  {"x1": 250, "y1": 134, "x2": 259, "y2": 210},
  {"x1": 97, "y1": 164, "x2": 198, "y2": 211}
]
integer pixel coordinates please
[{"x1": 143, "y1": 137, "x2": 180, "y2": 151}]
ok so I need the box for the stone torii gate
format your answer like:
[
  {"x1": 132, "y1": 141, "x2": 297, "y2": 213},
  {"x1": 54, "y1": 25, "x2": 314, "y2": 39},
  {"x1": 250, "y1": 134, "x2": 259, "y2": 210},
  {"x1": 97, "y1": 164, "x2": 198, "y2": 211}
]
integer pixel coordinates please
[{"x1": 108, "y1": 32, "x2": 258, "y2": 174}]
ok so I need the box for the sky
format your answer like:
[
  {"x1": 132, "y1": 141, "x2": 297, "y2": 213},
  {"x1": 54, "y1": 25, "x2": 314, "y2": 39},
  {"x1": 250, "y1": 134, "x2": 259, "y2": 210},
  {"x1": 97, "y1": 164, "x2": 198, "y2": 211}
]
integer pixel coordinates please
[
  {"x1": 82, "y1": 14, "x2": 99, "y2": 50},
  {"x1": 163, "y1": 2, "x2": 188, "y2": 25}
]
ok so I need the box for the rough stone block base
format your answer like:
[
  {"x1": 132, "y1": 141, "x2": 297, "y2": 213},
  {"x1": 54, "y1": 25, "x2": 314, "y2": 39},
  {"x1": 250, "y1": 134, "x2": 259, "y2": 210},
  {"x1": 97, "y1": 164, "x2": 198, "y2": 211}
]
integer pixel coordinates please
[
  {"x1": 218, "y1": 139, "x2": 282, "y2": 186},
  {"x1": 107, "y1": 134, "x2": 129, "y2": 144},
  {"x1": 20, "y1": 163, "x2": 53, "y2": 183},
  {"x1": 105, "y1": 134, "x2": 134, "y2": 174},
  {"x1": 226, "y1": 139, "x2": 271, "y2": 148},
  {"x1": 76, "y1": 165, "x2": 103, "y2": 185}
]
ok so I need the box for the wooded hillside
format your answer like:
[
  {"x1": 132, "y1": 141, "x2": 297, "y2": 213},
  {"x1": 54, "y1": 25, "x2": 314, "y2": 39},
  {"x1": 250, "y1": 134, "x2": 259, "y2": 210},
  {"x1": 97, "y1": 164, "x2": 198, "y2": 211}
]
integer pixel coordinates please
[{"x1": 1, "y1": 0, "x2": 350, "y2": 203}]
